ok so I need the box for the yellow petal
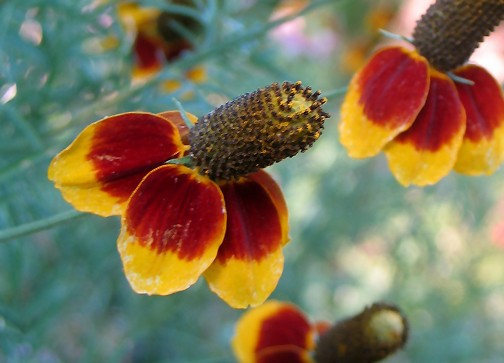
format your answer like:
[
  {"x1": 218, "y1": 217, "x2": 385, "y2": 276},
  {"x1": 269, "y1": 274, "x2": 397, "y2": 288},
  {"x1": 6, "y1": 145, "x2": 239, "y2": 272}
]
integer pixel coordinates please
[
  {"x1": 232, "y1": 300, "x2": 315, "y2": 363},
  {"x1": 339, "y1": 46, "x2": 429, "y2": 158},
  {"x1": 453, "y1": 64, "x2": 504, "y2": 175},
  {"x1": 384, "y1": 69, "x2": 466, "y2": 186},
  {"x1": 204, "y1": 177, "x2": 287, "y2": 308},
  {"x1": 118, "y1": 165, "x2": 226, "y2": 295}
]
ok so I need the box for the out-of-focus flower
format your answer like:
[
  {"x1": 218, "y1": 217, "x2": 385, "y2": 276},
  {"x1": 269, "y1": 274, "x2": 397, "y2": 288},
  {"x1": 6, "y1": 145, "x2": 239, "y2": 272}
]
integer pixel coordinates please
[
  {"x1": 48, "y1": 82, "x2": 329, "y2": 308},
  {"x1": 269, "y1": 0, "x2": 338, "y2": 60},
  {"x1": 117, "y1": 0, "x2": 206, "y2": 87},
  {"x1": 232, "y1": 300, "x2": 408, "y2": 363},
  {"x1": 340, "y1": 4, "x2": 397, "y2": 74},
  {"x1": 339, "y1": 0, "x2": 504, "y2": 186}
]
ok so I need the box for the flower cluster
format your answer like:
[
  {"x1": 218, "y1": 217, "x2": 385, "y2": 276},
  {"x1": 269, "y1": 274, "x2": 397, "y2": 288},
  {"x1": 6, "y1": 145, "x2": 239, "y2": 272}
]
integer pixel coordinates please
[
  {"x1": 232, "y1": 300, "x2": 408, "y2": 363},
  {"x1": 339, "y1": 0, "x2": 504, "y2": 186},
  {"x1": 47, "y1": 0, "x2": 504, "y2": 359},
  {"x1": 48, "y1": 82, "x2": 329, "y2": 308}
]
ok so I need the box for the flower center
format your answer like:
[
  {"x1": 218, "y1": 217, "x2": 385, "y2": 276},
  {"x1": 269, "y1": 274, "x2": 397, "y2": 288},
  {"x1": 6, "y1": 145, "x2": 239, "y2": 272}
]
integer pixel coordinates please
[
  {"x1": 188, "y1": 81, "x2": 329, "y2": 180},
  {"x1": 412, "y1": 0, "x2": 504, "y2": 72}
]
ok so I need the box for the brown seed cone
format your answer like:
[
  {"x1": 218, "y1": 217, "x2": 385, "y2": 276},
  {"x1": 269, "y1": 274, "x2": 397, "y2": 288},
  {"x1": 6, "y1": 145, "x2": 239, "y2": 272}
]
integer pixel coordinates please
[
  {"x1": 412, "y1": 0, "x2": 504, "y2": 72},
  {"x1": 314, "y1": 303, "x2": 408, "y2": 363},
  {"x1": 189, "y1": 81, "x2": 329, "y2": 181}
]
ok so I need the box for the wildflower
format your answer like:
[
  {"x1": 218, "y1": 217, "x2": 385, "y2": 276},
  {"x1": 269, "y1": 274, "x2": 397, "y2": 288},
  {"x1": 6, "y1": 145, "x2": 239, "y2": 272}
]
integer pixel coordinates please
[
  {"x1": 232, "y1": 300, "x2": 408, "y2": 363},
  {"x1": 48, "y1": 82, "x2": 329, "y2": 308},
  {"x1": 117, "y1": 0, "x2": 206, "y2": 85},
  {"x1": 339, "y1": 0, "x2": 504, "y2": 186}
]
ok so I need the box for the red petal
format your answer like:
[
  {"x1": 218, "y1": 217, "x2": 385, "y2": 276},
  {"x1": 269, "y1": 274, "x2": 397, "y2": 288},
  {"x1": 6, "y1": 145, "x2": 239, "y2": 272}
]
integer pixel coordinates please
[
  {"x1": 48, "y1": 112, "x2": 186, "y2": 216},
  {"x1": 133, "y1": 33, "x2": 164, "y2": 73},
  {"x1": 244, "y1": 170, "x2": 289, "y2": 245},
  {"x1": 339, "y1": 46, "x2": 429, "y2": 157},
  {"x1": 232, "y1": 301, "x2": 315, "y2": 363},
  {"x1": 384, "y1": 69, "x2": 466, "y2": 186},
  {"x1": 89, "y1": 113, "x2": 186, "y2": 198},
  {"x1": 118, "y1": 165, "x2": 226, "y2": 295},
  {"x1": 453, "y1": 64, "x2": 504, "y2": 175},
  {"x1": 204, "y1": 176, "x2": 286, "y2": 308},
  {"x1": 216, "y1": 178, "x2": 283, "y2": 262}
]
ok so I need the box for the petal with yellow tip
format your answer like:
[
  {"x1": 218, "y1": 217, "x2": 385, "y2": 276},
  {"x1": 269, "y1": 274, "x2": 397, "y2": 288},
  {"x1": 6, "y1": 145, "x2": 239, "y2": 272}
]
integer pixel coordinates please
[
  {"x1": 204, "y1": 177, "x2": 286, "y2": 308},
  {"x1": 247, "y1": 170, "x2": 289, "y2": 246},
  {"x1": 118, "y1": 164, "x2": 226, "y2": 295},
  {"x1": 48, "y1": 112, "x2": 186, "y2": 216},
  {"x1": 339, "y1": 46, "x2": 430, "y2": 158},
  {"x1": 232, "y1": 300, "x2": 315, "y2": 363},
  {"x1": 384, "y1": 70, "x2": 466, "y2": 186},
  {"x1": 453, "y1": 65, "x2": 504, "y2": 175},
  {"x1": 132, "y1": 33, "x2": 164, "y2": 79}
]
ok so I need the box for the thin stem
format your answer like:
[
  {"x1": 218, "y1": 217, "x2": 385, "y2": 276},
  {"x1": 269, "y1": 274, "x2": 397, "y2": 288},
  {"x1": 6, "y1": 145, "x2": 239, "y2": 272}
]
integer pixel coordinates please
[
  {"x1": 323, "y1": 86, "x2": 349, "y2": 99},
  {"x1": 4, "y1": 104, "x2": 45, "y2": 151},
  {"x1": 447, "y1": 71, "x2": 475, "y2": 86},
  {"x1": 379, "y1": 28, "x2": 413, "y2": 43},
  {"x1": 0, "y1": 210, "x2": 85, "y2": 243},
  {"x1": 173, "y1": 98, "x2": 194, "y2": 128}
]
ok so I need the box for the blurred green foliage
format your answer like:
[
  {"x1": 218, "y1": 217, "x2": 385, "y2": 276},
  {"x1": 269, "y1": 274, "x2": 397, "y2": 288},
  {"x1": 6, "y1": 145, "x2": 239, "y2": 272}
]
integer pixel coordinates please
[{"x1": 1, "y1": 0, "x2": 504, "y2": 362}]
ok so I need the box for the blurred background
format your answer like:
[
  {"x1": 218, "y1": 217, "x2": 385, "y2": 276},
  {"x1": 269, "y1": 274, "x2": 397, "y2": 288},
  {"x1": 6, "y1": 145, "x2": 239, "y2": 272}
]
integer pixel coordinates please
[{"x1": 1, "y1": 0, "x2": 504, "y2": 362}]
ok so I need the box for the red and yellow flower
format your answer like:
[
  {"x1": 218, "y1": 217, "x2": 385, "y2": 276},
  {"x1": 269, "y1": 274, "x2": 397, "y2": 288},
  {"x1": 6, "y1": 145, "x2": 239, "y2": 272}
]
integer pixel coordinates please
[
  {"x1": 232, "y1": 301, "x2": 318, "y2": 363},
  {"x1": 117, "y1": 0, "x2": 206, "y2": 87},
  {"x1": 232, "y1": 300, "x2": 408, "y2": 363},
  {"x1": 339, "y1": 0, "x2": 504, "y2": 186},
  {"x1": 48, "y1": 82, "x2": 329, "y2": 308}
]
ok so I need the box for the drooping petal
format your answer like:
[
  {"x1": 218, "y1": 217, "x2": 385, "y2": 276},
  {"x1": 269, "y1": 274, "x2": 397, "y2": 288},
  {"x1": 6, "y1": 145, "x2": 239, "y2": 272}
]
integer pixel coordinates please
[
  {"x1": 453, "y1": 65, "x2": 504, "y2": 175},
  {"x1": 339, "y1": 46, "x2": 430, "y2": 158},
  {"x1": 118, "y1": 164, "x2": 226, "y2": 295},
  {"x1": 384, "y1": 69, "x2": 466, "y2": 186},
  {"x1": 204, "y1": 176, "x2": 287, "y2": 308},
  {"x1": 132, "y1": 33, "x2": 164, "y2": 79},
  {"x1": 246, "y1": 170, "x2": 289, "y2": 246},
  {"x1": 117, "y1": 2, "x2": 164, "y2": 79},
  {"x1": 232, "y1": 300, "x2": 316, "y2": 363},
  {"x1": 48, "y1": 113, "x2": 187, "y2": 216},
  {"x1": 157, "y1": 110, "x2": 198, "y2": 145}
]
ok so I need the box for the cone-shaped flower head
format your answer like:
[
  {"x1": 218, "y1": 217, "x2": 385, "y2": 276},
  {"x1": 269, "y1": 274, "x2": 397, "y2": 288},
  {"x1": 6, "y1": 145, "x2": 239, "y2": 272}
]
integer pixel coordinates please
[
  {"x1": 339, "y1": 0, "x2": 504, "y2": 186},
  {"x1": 48, "y1": 82, "x2": 329, "y2": 308},
  {"x1": 190, "y1": 81, "x2": 328, "y2": 180}
]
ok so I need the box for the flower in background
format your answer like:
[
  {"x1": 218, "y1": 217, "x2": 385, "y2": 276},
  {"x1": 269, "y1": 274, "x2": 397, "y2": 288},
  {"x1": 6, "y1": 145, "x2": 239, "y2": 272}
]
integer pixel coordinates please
[
  {"x1": 339, "y1": 0, "x2": 504, "y2": 186},
  {"x1": 48, "y1": 82, "x2": 329, "y2": 308},
  {"x1": 232, "y1": 300, "x2": 408, "y2": 363},
  {"x1": 269, "y1": 0, "x2": 338, "y2": 60},
  {"x1": 117, "y1": 0, "x2": 206, "y2": 87},
  {"x1": 340, "y1": 4, "x2": 397, "y2": 75}
]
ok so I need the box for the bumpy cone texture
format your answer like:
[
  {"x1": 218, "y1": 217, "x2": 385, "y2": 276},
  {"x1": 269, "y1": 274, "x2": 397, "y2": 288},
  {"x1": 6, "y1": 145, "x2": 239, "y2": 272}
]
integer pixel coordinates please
[
  {"x1": 189, "y1": 81, "x2": 329, "y2": 180},
  {"x1": 412, "y1": 0, "x2": 504, "y2": 72},
  {"x1": 314, "y1": 303, "x2": 408, "y2": 363}
]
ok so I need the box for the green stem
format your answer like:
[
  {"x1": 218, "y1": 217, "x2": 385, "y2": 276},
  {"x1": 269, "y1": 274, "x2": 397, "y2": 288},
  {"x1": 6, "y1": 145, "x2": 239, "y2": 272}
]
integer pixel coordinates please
[
  {"x1": 323, "y1": 86, "x2": 349, "y2": 99},
  {"x1": 173, "y1": 98, "x2": 195, "y2": 128},
  {"x1": 4, "y1": 104, "x2": 44, "y2": 151},
  {"x1": 0, "y1": 210, "x2": 85, "y2": 243},
  {"x1": 379, "y1": 28, "x2": 413, "y2": 43}
]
